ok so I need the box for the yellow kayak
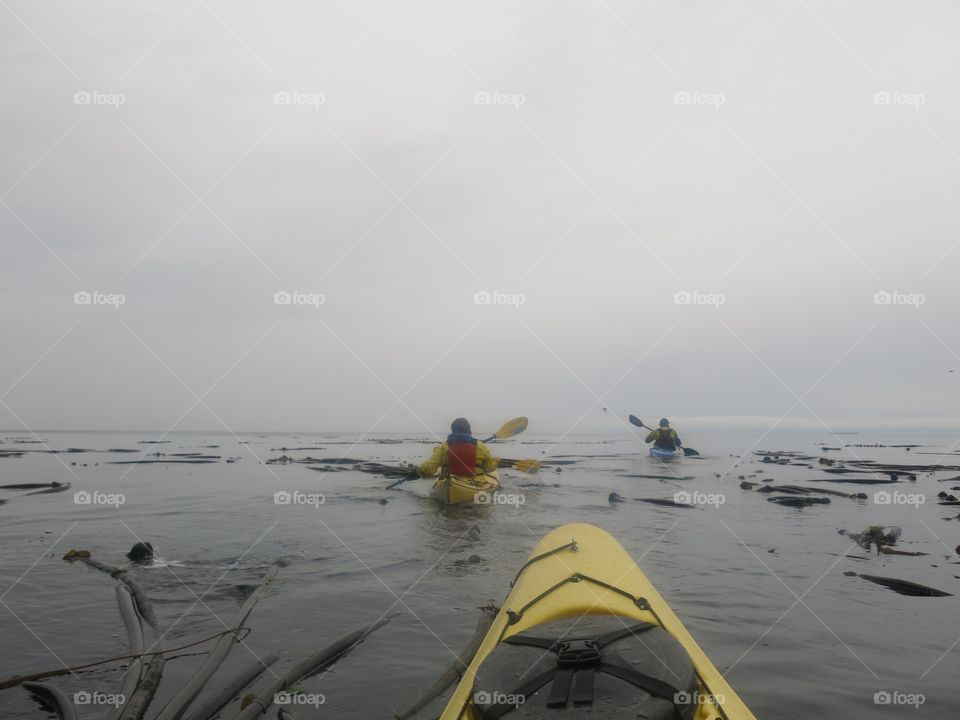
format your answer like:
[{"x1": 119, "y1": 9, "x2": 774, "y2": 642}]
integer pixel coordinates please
[
  {"x1": 430, "y1": 470, "x2": 501, "y2": 506},
  {"x1": 440, "y1": 523, "x2": 756, "y2": 720}
]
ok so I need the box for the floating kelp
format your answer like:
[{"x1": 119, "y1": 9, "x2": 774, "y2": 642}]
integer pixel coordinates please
[
  {"x1": 755, "y1": 451, "x2": 817, "y2": 464},
  {"x1": 618, "y1": 474, "x2": 695, "y2": 480},
  {"x1": 879, "y1": 548, "x2": 928, "y2": 557},
  {"x1": 822, "y1": 468, "x2": 880, "y2": 475},
  {"x1": 937, "y1": 491, "x2": 960, "y2": 506},
  {"x1": 107, "y1": 459, "x2": 218, "y2": 465},
  {"x1": 395, "y1": 607, "x2": 497, "y2": 720},
  {"x1": 840, "y1": 526, "x2": 901, "y2": 553},
  {"x1": 0, "y1": 481, "x2": 71, "y2": 506},
  {"x1": 233, "y1": 616, "x2": 393, "y2": 720},
  {"x1": 181, "y1": 654, "x2": 279, "y2": 720},
  {"x1": 154, "y1": 566, "x2": 280, "y2": 720},
  {"x1": 21, "y1": 681, "x2": 77, "y2": 720},
  {"x1": 25, "y1": 483, "x2": 71, "y2": 496},
  {"x1": 852, "y1": 573, "x2": 952, "y2": 597},
  {"x1": 751, "y1": 484, "x2": 866, "y2": 499},
  {"x1": 807, "y1": 476, "x2": 898, "y2": 484},
  {"x1": 1, "y1": 482, "x2": 66, "y2": 490},
  {"x1": 845, "y1": 444, "x2": 922, "y2": 448},
  {"x1": 633, "y1": 498, "x2": 695, "y2": 508},
  {"x1": 294, "y1": 457, "x2": 368, "y2": 465},
  {"x1": 0, "y1": 450, "x2": 25, "y2": 458},
  {"x1": 767, "y1": 496, "x2": 830, "y2": 507},
  {"x1": 63, "y1": 552, "x2": 164, "y2": 720},
  {"x1": 115, "y1": 585, "x2": 145, "y2": 714},
  {"x1": 845, "y1": 460, "x2": 960, "y2": 473}
]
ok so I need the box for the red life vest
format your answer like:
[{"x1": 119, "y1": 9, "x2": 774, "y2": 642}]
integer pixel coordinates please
[{"x1": 447, "y1": 440, "x2": 478, "y2": 476}]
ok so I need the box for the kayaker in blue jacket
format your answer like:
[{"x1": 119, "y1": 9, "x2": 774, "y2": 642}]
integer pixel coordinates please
[{"x1": 645, "y1": 418, "x2": 681, "y2": 451}]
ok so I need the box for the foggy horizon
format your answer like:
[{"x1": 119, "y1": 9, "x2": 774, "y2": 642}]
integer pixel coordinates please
[{"x1": 3, "y1": 1, "x2": 959, "y2": 439}]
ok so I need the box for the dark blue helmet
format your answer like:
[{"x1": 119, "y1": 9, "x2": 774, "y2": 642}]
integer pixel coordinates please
[{"x1": 659, "y1": 418, "x2": 669, "y2": 427}]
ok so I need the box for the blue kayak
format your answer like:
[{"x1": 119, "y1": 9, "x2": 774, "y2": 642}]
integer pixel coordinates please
[{"x1": 649, "y1": 447, "x2": 682, "y2": 460}]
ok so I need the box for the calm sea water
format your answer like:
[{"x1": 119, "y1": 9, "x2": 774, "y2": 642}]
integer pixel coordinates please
[{"x1": 1, "y1": 428, "x2": 958, "y2": 719}]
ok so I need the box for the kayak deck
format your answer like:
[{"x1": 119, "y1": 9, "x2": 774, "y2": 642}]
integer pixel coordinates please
[
  {"x1": 429, "y1": 470, "x2": 501, "y2": 506},
  {"x1": 440, "y1": 523, "x2": 755, "y2": 719},
  {"x1": 650, "y1": 447, "x2": 682, "y2": 460}
]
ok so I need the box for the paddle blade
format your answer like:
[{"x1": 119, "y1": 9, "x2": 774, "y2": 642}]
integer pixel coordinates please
[
  {"x1": 491, "y1": 416, "x2": 528, "y2": 441},
  {"x1": 514, "y1": 458, "x2": 541, "y2": 473},
  {"x1": 628, "y1": 415, "x2": 646, "y2": 428},
  {"x1": 682, "y1": 447, "x2": 700, "y2": 457}
]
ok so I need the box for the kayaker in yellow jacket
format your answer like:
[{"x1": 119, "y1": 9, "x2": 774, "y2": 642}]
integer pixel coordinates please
[
  {"x1": 417, "y1": 418, "x2": 498, "y2": 478},
  {"x1": 645, "y1": 418, "x2": 682, "y2": 451}
]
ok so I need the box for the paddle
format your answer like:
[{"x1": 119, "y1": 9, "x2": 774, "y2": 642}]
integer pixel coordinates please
[
  {"x1": 628, "y1": 415, "x2": 699, "y2": 456},
  {"x1": 482, "y1": 416, "x2": 528, "y2": 442},
  {"x1": 497, "y1": 457, "x2": 542, "y2": 472},
  {"x1": 386, "y1": 417, "x2": 530, "y2": 490}
]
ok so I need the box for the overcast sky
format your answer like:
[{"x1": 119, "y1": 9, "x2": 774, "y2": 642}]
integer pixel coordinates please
[{"x1": 1, "y1": 1, "x2": 959, "y2": 435}]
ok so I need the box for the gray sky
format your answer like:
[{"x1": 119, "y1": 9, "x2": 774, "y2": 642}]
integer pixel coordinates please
[{"x1": 2, "y1": 1, "x2": 959, "y2": 434}]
